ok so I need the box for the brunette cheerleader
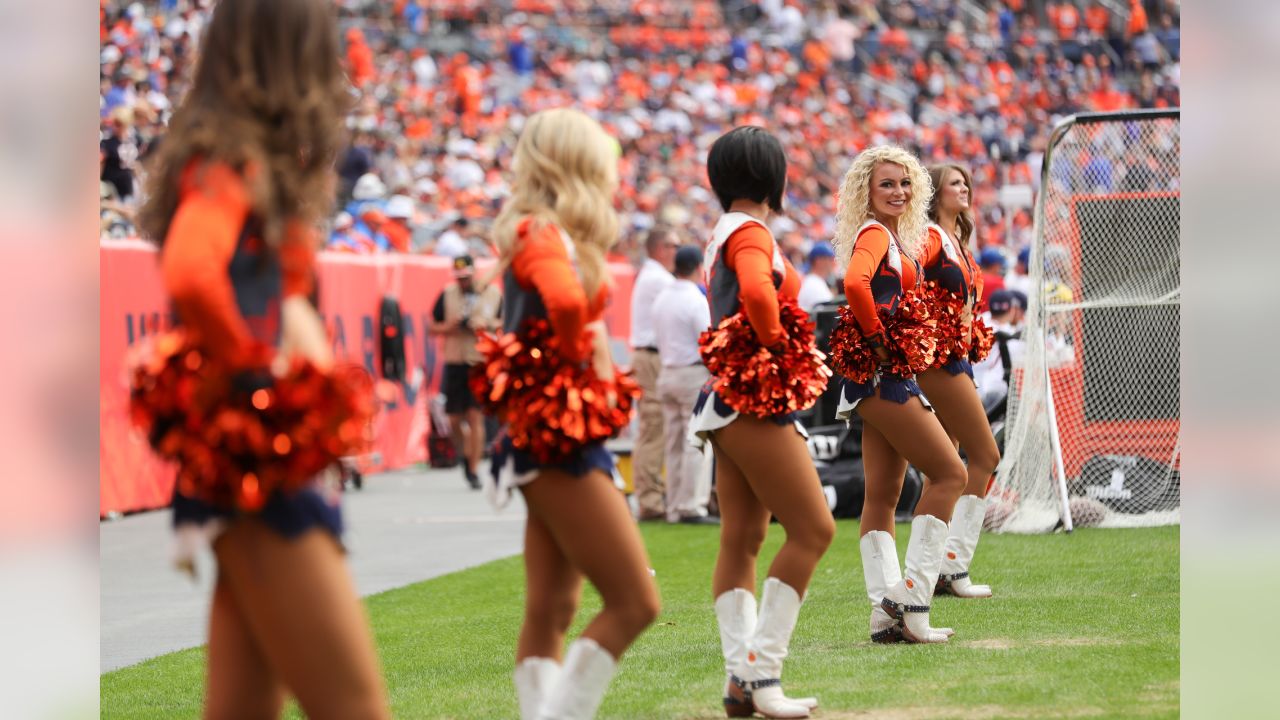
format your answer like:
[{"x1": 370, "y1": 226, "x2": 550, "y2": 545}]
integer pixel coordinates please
[
  {"x1": 918, "y1": 164, "x2": 1001, "y2": 598},
  {"x1": 137, "y1": 0, "x2": 388, "y2": 716}
]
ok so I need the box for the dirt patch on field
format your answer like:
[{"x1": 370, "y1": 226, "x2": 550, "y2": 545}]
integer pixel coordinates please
[
  {"x1": 957, "y1": 637, "x2": 1120, "y2": 650},
  {"x1": 814, "y1": 705, "x2": 1106, "y2": 719}
]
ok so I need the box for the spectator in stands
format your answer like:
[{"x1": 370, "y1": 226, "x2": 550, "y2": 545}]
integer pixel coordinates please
[
  {"x1": 100, "y1": 111, "x2": 136, "y2": 201},
  {"x1": 328, "y1": 211, "x2": 375, "y2": 254},
  {"x1": 797, "y1": 241, "x2": 837, "y2": 312},
  {"x1": 429, "y1": 254, "x2": 503, "y2": 490},
  {"x1": 383, "y1": 195, "x2": 415, "y2": 252},
  {"x1": 977, "y1": 248, "x2": 1007, "y2": 308},
  {"x1": 629, "y1": 225, "x2": 677, "y2": 521},
  {"x1": 434, "y1": 216, "x2": 471, "y2": 258},
  {"x1": 652, "y1": 245, "x2": 716, "y2": 525}
]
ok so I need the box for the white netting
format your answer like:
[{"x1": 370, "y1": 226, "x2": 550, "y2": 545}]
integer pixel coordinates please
[{"x1": 990, "y1": 110, "x2": 1181, "y2": 533}]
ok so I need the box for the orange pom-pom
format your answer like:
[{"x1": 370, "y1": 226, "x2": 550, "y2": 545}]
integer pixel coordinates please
[
  {"x1": 968, "y1": 315, "x2": 995, "y2": 363},
  {"x1": 129, "y1": 331, "x2": 375, "y2": 512},
  {"x1": 697, "y1": 298, "x2": 832, "y2": 417},
  {"x1": 470, "y1": 319, "x2": 638, "y2": 464},
  {"x1": 829, "y1": 288, "x2": 940, "y2": 380}
]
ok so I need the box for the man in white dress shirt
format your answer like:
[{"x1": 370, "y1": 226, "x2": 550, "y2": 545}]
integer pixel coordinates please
[
  {"x1": 629, "y1": 226, "x2": 677, "y2": 520},
  {"x1": 653, "y1": 246, "x2": 717, "y2": 524},
  {"x1": 797, "y1": 241, "x2": 837, "y2": 312}
]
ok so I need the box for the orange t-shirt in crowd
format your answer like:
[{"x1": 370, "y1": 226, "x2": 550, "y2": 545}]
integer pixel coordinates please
[
  {"x1": 722, "y1": 223, "x2": 801, "y2": 347},
  {"x1": 161, "y1": 162, "x2": 314, "y2": 367},
  {"x1": 1085, "y1": 4, "x2": 1109, "y2": 35},
  {"x1": 1127, "y1": 1, "x2": 1149, "y2": 37}
]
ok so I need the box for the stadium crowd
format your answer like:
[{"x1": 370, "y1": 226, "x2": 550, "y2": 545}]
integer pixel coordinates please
[{"x1": 101, "y1": 0, "x2": 1180, "y2": 270}]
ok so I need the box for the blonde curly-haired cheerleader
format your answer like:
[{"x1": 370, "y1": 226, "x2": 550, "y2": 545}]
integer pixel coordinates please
[{"x1": 830, "y1": 146, "x2": 968, "y2": 644}]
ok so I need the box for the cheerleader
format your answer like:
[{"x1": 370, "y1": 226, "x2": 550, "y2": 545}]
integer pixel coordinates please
[
  {"x1": 831, "y1": 146, "x2": 968, "y2": 644},
  {"x1": 487, "y1": 108, "x2": 660, "y2": 720},
  {"x1": 917, "y1": 164, "x2": 1000, "y2": 598},
  {"x1": 692, "y1": 126, "x2": 835, "y2": 718},
  {"x1": 136, "y1": 1, "x2": 388, "y2": 717}
]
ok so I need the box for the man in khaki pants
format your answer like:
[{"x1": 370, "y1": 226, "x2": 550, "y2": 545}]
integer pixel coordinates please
[
  {"x1": 629, "y1": 226, "x2": 677, "y2": 520},
  {"x1": 653, "y1": 246, "x2": 716, "y2": 524},
  {"x1": 429, "y1": 255, "x2": 502, "y2": 489}
]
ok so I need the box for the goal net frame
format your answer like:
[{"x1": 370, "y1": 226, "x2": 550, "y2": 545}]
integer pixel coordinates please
[{"x1": 992, "y1": 108, "x2": 1181, "y2": 534}]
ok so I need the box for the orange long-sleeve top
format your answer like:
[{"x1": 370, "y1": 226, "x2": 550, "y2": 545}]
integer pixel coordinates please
[
  {"x1": 509, "y1": 218, "x2": 607, "y2": 363},
  {"x1": 161, "y1": 161, "x2": 315, "y2": 367},
  {"x1": 721, "y1": 223, "x2": 800, "y2": 347},
  {"x1": 843, "y1": 224, "x2": 917, "y2": 340},
  {"x1": 920, "y1": 225, "x2": 982, "y2": 306}
]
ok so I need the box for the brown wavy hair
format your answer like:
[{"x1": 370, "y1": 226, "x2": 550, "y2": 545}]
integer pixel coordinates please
[
  {"x1": 927, "y1": 164, "x2": 975, "y2": 247},
  {"x1": 138, "y1": 0, "x2": 349, "y2": 247}
]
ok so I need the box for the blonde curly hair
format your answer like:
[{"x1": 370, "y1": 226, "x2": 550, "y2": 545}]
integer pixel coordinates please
[
  {"x1": 831, "y1": 145, "x2": 932, "y2": 266},
  {"x1": 491, "y1": 108, "x2": 620, "y2": 299}
]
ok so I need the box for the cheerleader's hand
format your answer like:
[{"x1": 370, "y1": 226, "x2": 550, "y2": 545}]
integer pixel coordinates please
[{"x1": 279, "y1": 296, "x2": 333, "y2": 371}]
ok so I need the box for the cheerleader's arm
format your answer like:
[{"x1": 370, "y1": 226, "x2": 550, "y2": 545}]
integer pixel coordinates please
[
  {"x1": 161, "y1": 163, "x2": 257, "y2": 367},
  {"x1": 514, "y1": 225, "x2": 590, "y2": 361},
  {"x1": 843, "y1": 226, "x2": 889, "y2": 342},
  {"x1": 725, "y1": 224, "x2": 783, "y2": 347}
]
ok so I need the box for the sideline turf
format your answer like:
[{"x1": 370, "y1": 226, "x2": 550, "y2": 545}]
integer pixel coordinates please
[{"x1": 101, "y1": 522, "x2": 1178, "y2": 719}]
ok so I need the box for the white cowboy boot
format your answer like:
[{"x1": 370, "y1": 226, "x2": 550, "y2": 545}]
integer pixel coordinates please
[
  {"x1": 860, "y1": 530, "x2": 904, "y2": 643},
  {"x1": 536, "y1": 638, "x2": 616, "y2": 720},
  {"x1": 716, "y1": 589, "x2": 816, "y2": 718},
  {"x1": 881, "y1": 515, "x2": 954, "y2": 643},
  {"x1": 729, "y1": 578, "x2": 814, "y2": 718},
  {"x1": 515, "y1": 657, "x2": 561, "y2": 720},
  {"x1": 936, "y1": 495, "x2": 993, "y2": 598}
]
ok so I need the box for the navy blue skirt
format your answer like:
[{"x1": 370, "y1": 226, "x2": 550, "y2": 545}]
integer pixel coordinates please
[
  {"x1": 835, "y1": 373, "x2": 931, "y2": 421},
  {"x1": 171, "y1": 475, "x2": 344, "y2": 540},
  {"x1": 689, "y1": 379, "x2": 806, "y2": 447},
  {"x1": 486, "y1": 433, "x2": 619, "y2": 509},
  {"x1": 936, "y1": 357, "x2": 974, "y2": 380}
]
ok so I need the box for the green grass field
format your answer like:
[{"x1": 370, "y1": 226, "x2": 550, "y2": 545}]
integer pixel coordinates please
[{"x1": 102, "y1": 521, "x2": 1178, "y2": 719}]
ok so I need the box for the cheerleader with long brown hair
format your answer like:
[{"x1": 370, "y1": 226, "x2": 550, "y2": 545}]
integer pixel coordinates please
[
  {"x1": 917, "y1": 164, "x2": 1000, "y2": 598},
  {"x1": 830, "y1": 146, "x2": 968, "y2": 644},
  {"x1": 137, "y1": 1, "x2": 388, "y2": 717}
]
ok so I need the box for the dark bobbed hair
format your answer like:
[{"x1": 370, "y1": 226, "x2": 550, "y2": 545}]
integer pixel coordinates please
[{"x1": 706, "y1": 126, "x2": 787, "y2": 213}]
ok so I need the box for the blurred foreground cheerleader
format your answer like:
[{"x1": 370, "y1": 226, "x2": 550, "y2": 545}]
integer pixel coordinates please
[
  {"x1": 471, "y1": 108, "x2": 658, "y2": 720},
  {"x1": 692, "y1": 126, "x2": 835, "y2": 718},
  {"x1": 828, "y1": 146, "x2": 967, "y2": 644},
  {"x1": 131, "y1": 1, "x2": 388, "y2": 717}
]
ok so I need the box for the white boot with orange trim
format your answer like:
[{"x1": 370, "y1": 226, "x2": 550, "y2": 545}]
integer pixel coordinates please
[
  {"x1": 936, "y1": 495, "x2": 994, "y2": 598},
  {"x1": 880, "y1": 515, "x2": 955, "y2": 643}
]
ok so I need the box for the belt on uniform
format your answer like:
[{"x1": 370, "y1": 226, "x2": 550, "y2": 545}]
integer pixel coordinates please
[{"x1": 634, "y1": 346, "x2": 659, "y2": 353}]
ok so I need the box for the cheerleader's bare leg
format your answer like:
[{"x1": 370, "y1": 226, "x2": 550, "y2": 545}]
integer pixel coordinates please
[
  {"x1": 514, "y1": 512, "x2": 584, "y2": 719},
  {"x1": 855, "y1": 396, "x2": 967, "y2": 643},
  {"x1": 518, "y1": 469, "x2": 660, "y2": 720},
  {"x1": 211, "y1": 521, "x2": 390, "y2": 720},
  {"x1": 204, "y1": 578, "x2": 286, "y2": 719},
  {"x1": 710, "y1": 417, "x2": 834, "y2": 718},
  {"x1": 917, "y1": 369, "x2": 1000, "y2": 598}
]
